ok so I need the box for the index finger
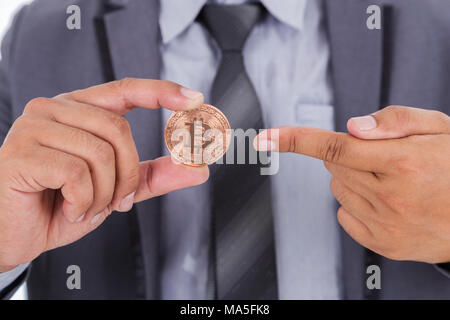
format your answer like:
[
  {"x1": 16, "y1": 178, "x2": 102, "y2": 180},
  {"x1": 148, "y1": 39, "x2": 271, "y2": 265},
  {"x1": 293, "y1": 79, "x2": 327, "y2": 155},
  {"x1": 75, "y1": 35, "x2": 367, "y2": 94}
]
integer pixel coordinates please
[
  {"x1": 58, "y1": 78, "x2": 204, "y2": 115},
  {"x1": 255, "y1": 126, "x2": 393, "y2": 172}
]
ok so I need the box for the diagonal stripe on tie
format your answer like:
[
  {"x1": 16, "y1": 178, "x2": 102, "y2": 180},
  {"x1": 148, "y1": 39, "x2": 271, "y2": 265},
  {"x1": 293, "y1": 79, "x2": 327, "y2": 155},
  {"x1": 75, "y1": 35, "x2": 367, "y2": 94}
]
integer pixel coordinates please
[{"x1": 198, "y1": 3, "x2": 278, "y2": 300}]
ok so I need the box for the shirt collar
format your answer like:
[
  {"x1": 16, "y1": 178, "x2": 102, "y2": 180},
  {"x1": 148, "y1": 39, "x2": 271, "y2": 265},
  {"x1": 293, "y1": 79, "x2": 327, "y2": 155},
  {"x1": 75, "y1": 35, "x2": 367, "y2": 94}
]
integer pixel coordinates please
[
  {"x1": 159, "y1": 0, "x2": 308, "y2": 44},
  {"x1": 261, "y1": 0, "x2": 307, "y2": 31}
]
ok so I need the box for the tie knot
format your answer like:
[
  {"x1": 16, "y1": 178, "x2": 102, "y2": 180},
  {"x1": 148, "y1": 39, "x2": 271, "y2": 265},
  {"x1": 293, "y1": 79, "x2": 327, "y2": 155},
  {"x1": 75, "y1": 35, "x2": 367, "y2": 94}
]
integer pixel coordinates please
[{"x1": 198, "y1": 3, "x2": 264, "y2": 52}]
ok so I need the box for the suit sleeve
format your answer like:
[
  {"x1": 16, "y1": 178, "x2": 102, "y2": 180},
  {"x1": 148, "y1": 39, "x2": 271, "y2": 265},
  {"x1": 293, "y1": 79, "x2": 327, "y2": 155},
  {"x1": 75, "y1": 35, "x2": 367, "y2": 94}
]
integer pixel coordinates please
[
  {"x1": 0, "y1": 23, "x2": 14, "y2": 144},
  {"x1": 0, "y1": 4, "x2": 30, "y2": 142},
  {"x1": 0, "y1": 5, "x2": 31, "y2": 300}
]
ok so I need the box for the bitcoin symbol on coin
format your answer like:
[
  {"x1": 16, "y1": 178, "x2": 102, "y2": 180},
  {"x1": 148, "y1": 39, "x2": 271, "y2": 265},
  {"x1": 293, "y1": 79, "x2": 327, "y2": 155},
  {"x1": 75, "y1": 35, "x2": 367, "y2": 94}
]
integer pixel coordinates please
[{"x1": 164, "y1": 104, "x2": 231, "y2": 166}]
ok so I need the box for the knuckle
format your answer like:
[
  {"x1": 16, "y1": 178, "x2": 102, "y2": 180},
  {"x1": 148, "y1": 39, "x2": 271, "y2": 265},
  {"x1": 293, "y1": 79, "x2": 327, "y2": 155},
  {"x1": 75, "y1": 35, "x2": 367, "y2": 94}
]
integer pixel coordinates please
[
  {"x1": 110, "y1": 115, "x2": 131, "y2": 136},
  {"x1": 66, "y1": 158, "x2": 89, "y2": 182},
  {"x1": 386, "y1": 105, "x2": 410, "y2": 126},
  {"x1": 160, "y1": 79, "x2": 176, "y2": 88},
  {"x1": 77, "y1": 189, "x2": 94, "y2": 209},
  {"x1": 288, "y1": 132, "x2": 300, "y2": 153},
  {"x1": 10, "y1": 115, "x2": 34, "y2": 132},
  {"x1": 391, "y1": 153, "x2": 419, "y2": 176},
  {"x1": 0, "y1": 133, "x2": 25, "y2": 155},
  {"x1": 93, "y1": 140, "x2": 115, "y2": 165},
  {"x1": 111, "y1": 78, "x2": 135, "y2": 109},
  {"x1": 331, "y1": 180, "x2": 348, "y2": 205},
  {"x1": 24, "y1": 97, "x2": 51, "y2": 113},
  {"x1": 115, "y1": 77, "x2": 135, "y2": 97},
  {"x1": 432, "y1": 110, "x2": 450, "y2": 129},
  {"x1": 123, "y1": 165, "x2": 140, "y2": 189},
  {"x1": 384, "y1": 105, "x2": 399, "y2": 113},
  {"x1": 320, "y1": 136, "x2": 345, "y2": 162},
  {"x1": 8, "y1": 115, "x2": 49, "y2": 148},
  {"x1": 144, "y1": 162, "x2": 157, "y2": 196},
  {"x1": 114, "y1": 77, "x2": 134, "y2": 91}
]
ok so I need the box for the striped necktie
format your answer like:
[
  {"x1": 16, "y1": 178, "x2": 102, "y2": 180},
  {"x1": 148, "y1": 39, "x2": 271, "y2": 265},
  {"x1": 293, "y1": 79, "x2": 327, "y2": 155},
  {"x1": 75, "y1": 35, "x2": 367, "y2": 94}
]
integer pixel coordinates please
[{"x1": 198, "y1": 3, "x2": 278, "y2": 300}]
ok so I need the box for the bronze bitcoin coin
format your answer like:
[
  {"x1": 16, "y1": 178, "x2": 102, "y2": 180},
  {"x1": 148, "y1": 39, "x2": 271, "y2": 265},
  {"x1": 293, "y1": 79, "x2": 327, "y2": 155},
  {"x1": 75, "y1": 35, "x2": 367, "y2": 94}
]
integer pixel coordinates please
[{"x1": 164, "y1": 104, "x2": 231, "y2": 166}]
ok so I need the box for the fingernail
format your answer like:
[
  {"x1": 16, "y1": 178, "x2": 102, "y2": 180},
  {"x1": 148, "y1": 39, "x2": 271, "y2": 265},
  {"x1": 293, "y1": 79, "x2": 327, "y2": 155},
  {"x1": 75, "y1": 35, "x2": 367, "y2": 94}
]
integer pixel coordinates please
[
  {"x1": 351, "y1": 115, "x2": 377, "y2": 131},
  {"x1": 90, "y1": 212, "x2": 103, "y2": 225},
  {"x1": 180, "y1": 87, "x2": 202, "y2": 99},
  {"x1": 119, "y1": 191, "x2": 135, "y2": 212},
  {"x1": 76, "y1": 212, "x2": 86, "y2": 223},
  {"x1": 180, "y1": 87, "x2": 203, "y2": 108},
  {"x1": 255, "y1": 139, "x2": 276, "y2": 152}
]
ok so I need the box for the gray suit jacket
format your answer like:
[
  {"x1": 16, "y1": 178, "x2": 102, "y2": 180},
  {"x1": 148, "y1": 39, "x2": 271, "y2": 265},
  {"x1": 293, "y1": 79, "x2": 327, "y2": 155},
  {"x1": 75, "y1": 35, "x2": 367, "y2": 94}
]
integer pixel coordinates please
[{"x1": 1, "y1": 0, "x2": 450, "y2": 299}]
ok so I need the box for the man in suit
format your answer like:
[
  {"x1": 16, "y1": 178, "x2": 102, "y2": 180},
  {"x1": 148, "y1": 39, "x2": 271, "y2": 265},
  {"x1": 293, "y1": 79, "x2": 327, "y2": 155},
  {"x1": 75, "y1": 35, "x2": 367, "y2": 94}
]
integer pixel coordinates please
[{"x1": 0, "y1": 0, "x2": 450, "y2": 299}]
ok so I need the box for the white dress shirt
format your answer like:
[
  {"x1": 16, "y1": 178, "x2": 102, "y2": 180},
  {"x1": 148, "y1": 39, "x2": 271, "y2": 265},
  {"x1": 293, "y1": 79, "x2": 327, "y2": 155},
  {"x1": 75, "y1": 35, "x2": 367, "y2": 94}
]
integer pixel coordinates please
[{"x1": 158, "y1": 0, "x2": 342, "y2": 299}]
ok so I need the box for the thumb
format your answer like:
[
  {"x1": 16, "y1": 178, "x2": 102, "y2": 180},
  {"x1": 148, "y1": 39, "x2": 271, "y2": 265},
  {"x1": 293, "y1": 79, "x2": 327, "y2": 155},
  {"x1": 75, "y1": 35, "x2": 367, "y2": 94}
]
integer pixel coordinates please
[
  {"x1": 134, "y1": 156, "x2": 209, "y2": 202},
  {"x1": 347, "y1": 105, "x2": 450, "y2": 140}
]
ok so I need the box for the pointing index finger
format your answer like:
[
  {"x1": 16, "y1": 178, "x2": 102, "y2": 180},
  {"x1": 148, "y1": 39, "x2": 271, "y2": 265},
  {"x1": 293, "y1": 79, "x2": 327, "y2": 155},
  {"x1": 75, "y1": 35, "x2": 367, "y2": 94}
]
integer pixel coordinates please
[
  {"x1": 256, "y1": 126, "x2": 392, "y2": 172},
  {"x1": 58, "y1": 78, "x2": 204, "y2": 115}
]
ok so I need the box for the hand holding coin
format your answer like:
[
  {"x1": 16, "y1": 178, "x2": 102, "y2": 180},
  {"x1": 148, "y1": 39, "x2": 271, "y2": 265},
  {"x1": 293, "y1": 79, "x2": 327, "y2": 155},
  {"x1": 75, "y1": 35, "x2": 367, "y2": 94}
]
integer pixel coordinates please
[{"x1": 0, "y1": 78, "x2": 210, "y2": 272}]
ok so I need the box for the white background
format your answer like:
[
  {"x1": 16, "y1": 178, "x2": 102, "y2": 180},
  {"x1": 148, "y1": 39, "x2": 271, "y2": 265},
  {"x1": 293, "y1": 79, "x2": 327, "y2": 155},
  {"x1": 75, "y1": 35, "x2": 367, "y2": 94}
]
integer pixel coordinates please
[
  {"x1": 0, "y1": 1, "x2": 33, "y2": 58},
  {"x1": 0, "y1": 0, "x2": 33, "y2": 300}
]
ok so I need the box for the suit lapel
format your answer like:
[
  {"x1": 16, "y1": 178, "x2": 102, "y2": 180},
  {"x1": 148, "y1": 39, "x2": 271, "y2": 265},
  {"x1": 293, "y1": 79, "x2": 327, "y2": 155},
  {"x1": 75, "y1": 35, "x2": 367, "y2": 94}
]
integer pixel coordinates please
[
  {"x1": 325, "y1": 0, "x2": 385, "y2": 132},
  {"x1": 101, "y1": 0, "x2": 162, "y2": 299},
  {"x1": 324, "y1": 0, "x2": 387, "y2": 299}
]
